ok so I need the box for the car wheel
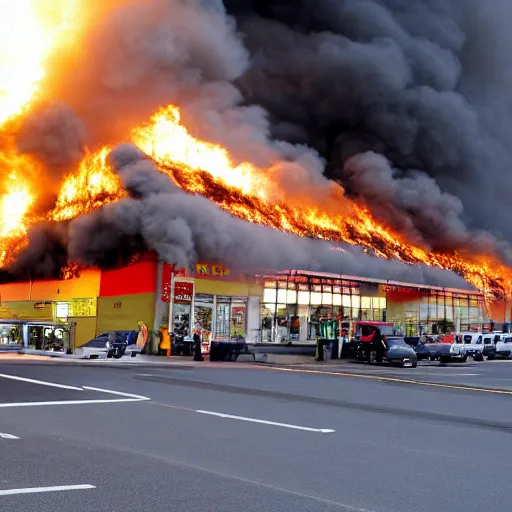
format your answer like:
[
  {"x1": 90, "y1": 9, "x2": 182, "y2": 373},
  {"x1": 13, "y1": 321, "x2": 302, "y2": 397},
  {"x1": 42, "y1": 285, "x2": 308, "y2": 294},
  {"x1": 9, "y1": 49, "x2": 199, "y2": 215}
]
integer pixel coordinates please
[
  {"x1": 368, "y1": 350, "x2": 377, "y2": 364},
  {"x1": 411, "y1": 361, "x2": 417, "y2": 368},
  {"x1": 474, "y1": 352, "x2": 484, "y2": 362},
  {"x1": 107, "y1": 351, "x2": 113, "y2": 358},
  {"x1": 487, "y1": 353, "x2": 495, "y2": 361},
  {"x1": 461, "y1": 355, "x2": 468, "y2": 363}
]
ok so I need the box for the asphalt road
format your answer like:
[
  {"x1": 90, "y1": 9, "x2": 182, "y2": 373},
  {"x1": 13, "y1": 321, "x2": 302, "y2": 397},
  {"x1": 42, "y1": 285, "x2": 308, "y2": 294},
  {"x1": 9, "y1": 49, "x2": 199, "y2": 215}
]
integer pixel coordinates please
[{"x1": 1, "y1": 357, "x2": 512, "y2": 512}]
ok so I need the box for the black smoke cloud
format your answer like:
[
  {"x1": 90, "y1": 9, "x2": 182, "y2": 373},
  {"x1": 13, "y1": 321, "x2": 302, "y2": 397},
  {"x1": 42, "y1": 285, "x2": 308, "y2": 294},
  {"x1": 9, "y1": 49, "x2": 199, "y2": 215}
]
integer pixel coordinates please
[
  {"x1": 6, "y1": 143, "x2": 472, "y2": 288},
  {"x1": 53, "y1": 144, "x2": 475, "y2": 289},
  {"x1": 5, "y1": 0, "x2": 510, "y2": 287},
  {"x1": 223, "y1": 0, "x2": 512, "y2": 253}
]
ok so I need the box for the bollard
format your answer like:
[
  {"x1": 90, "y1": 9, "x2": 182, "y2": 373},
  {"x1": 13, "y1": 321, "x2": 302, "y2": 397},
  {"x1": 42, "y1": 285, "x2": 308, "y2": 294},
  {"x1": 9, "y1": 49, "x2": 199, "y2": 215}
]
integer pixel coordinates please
[
  {"x1": 193, "y1": 332, "x2": 204, "y2": 361},
  {"x1": 315, "y1": 337, "x2": 327, "y2": 361}
]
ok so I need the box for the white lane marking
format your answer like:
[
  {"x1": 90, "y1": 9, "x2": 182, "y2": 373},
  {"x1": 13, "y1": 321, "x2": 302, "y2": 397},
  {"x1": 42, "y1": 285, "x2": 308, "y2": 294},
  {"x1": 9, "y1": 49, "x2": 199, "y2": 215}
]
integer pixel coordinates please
[
  {"x1": 0, "y1": 373, "x2": 83, "y2": 391},
  {"x1": 82, "y1": 386, "x2": 150, "y2": 400},
  {"x1": 0, "y1": 484, "x2": 95, "y2": 496},
  {"x1": 196, "y1": 410, "x2": 335, "y2": 433},
  {"x1": 0, "y1": 433, "x2": 19, "y2": 440},
  {"x1": 0, "y1": 398, "x2": 146, "y2": 408},
  {"x1": 441, "y1": 373, "x2": 480, "y2": 377}
]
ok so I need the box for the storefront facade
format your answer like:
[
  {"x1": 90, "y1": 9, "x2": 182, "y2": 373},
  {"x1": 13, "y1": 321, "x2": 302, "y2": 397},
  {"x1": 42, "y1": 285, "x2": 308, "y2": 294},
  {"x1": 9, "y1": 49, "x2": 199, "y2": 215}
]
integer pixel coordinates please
[
  {"x1": 258, "y1": 270, "x2": 493, "y2": 343},
  {"x1": 0, "y1": 260, "x2": 507, "y2": 350},
  {"x1": 155, "y1": 262, "x2": 262, "y2": 345}
]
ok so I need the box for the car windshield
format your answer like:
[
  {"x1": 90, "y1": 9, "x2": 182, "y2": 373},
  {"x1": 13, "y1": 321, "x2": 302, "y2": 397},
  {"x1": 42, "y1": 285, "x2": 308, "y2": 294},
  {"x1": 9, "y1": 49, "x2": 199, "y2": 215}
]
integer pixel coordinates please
[{"x1": 386, "y1": 337, "x2": 407, "y2": 347}]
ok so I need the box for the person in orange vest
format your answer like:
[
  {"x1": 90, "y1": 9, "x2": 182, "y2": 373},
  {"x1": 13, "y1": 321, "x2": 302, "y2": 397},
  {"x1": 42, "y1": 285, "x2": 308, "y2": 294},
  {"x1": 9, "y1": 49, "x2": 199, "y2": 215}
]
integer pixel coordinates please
[{"x1": 159, "y1": 326, "x2": 171, "y2": 356}]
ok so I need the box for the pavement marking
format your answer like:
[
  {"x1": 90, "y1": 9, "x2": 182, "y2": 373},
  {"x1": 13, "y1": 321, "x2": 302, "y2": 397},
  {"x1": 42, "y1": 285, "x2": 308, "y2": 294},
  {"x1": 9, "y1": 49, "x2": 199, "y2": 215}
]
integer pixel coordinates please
[
  {"x1": 0, "y1": 433, "x2": 19, "y2": 440},
  {"x1": 149, "y1": 401, "x2": 335, "y2": 433},
  {"x1": 0, "y1": 484, "x2": 95, "y2": 496},
  {"x1": 0, "y1": 373, "x2": 83, "y2": 391},
  {"x1": 197, "y1": 410, "x2": 335, "y2": 433},
  {"x1": 0, "y1": 398, "x2": 147, "y2": 408},
  {"x1": 82, "y1": 386, "x2": 151, "y2": 400},
  {"x1": 441, "y1": 373, "x2": 480, "y2": 377},
  {"x1": 264, "y1": 366, "x2": 512, "y2": 395}
]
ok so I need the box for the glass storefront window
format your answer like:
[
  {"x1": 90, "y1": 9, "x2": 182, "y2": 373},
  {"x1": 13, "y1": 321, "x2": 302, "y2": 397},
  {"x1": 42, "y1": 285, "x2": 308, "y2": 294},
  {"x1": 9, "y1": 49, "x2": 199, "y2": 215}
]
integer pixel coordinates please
[
  {"x1": 215, "y1": 298, "x2": 247, "y2": 341},
  {"x1": 333, "y1": 295, "x2": 341, "y2": 306},
  {"x1": 263, "y1": 288, "x2": 277, "y2": 303},
  {"x1": 277, "y1": 289, "x2": 287, "y2": 304},
  {"x1": 216, "y1": 301, "x2": 230, "y2": 340},
  {"x1": 286, "y1": 289, "x2": 297, "y2": 304},
  {"x1": 352, "y1": 295, "x2": 361, "y2": 309},
  {"x1": 322, "y1": 293, "x2": 333, "y2": 305},
  {"x1": 230, "y1": 302, "x2": 246, "y2": 339},
  {"x1": 298, "y1": 291, "x2": 310, "y2": 305},
  {"x1": 194, "y1": 294, "x2": 214, "y2": 341},
  {"x1": 361, "y1": 297, "x2": 371, "y2": 309},
  {"x1": 342, "y1": 295, "x2": 351, "y2": 308},
  {"x1": 310, "y1": 292, "x2": 322, "y2": 305}
]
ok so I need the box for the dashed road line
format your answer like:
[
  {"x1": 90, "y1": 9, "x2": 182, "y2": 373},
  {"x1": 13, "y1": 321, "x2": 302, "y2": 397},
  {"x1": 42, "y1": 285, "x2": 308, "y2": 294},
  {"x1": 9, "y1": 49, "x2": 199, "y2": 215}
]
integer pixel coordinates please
[
  {"x1": 149, "y1": 402, "x2": 335, "y2": 433},
  {"x1": 0, "y1": 432, "x2": 19, "y2": 440},
  {"x1": 0, "y1": 484, "x2": 95, "y2": 496}
]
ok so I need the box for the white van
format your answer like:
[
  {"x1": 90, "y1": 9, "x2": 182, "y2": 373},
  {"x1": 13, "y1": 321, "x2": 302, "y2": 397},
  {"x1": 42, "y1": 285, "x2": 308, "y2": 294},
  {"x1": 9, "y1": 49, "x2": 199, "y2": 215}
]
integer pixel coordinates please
[{"x1": 453, "y1": 332, "x2": 487, "y2": 361}]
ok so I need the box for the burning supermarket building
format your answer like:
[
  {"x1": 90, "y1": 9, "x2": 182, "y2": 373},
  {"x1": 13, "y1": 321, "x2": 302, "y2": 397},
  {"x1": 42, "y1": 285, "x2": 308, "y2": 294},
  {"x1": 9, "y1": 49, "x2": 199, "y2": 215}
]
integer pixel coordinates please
[{"x1": 1, "y1": 1, "x2": 512, "y2": 348}]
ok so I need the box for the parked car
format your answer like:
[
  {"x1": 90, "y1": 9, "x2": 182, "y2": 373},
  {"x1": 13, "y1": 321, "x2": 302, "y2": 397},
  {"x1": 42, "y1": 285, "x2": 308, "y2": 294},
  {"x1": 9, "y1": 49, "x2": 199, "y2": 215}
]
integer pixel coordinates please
[
  {"x1": 81, "y1": 330, "x2": 138, "y2": 359},
  {"x1": 495, "y1": 335, "x2": 512, "y2": 359},
  {"x1": 356, "y1": 336, "x2": 417, "y2": 368},
  {"x1": 438, "y1": 343, "x2": 469, "y2": 363},
  {"x1": 413, "y1": 342, "x2": 439, "y2": 361}
]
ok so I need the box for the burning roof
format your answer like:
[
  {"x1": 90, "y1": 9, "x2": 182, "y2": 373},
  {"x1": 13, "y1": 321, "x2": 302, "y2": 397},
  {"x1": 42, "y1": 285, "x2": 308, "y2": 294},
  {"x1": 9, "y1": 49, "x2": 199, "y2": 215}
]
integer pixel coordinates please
[{"x1": 0, "y1": 1, "x2": 511, "y2": 302}]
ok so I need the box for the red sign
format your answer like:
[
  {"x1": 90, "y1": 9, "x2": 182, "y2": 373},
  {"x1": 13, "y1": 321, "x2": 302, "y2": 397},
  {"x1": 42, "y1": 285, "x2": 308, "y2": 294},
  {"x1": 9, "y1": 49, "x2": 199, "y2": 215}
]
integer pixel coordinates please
[
  {"x1": 161, "y1": 264, "x2": 187, "y2": 302},
  {"x1": 174, "y1": 282, "x2": 193, "y2": 304}
]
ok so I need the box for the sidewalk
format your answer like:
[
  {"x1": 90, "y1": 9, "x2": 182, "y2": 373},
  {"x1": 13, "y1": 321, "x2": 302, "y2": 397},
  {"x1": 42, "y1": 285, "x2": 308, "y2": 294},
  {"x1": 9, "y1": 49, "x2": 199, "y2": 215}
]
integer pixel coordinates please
[{"x1": 7, "y1": 348, "x2": 353, "y2": 369}]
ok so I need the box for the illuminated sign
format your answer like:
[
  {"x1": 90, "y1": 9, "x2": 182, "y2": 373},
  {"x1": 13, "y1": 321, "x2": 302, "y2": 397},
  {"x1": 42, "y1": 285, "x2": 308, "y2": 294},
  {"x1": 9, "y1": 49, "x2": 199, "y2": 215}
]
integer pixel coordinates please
[{"x1": 55, "y1": 303, "x2": 69, "y2": 318}]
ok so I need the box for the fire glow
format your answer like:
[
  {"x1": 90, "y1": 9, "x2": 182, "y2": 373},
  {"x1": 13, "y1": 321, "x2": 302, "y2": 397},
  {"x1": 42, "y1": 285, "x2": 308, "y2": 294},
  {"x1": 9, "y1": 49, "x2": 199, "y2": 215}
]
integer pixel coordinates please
[{"x1": 0, "y1": 1, "x2": 510, "y2": 302}]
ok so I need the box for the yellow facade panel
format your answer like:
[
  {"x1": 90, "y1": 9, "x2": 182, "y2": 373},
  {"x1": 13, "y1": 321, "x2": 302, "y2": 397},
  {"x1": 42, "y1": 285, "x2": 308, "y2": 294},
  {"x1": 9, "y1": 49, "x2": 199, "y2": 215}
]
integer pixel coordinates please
[
  {"x1": 0, "y1": 301, "x2": 53, "y2": 321},
  {"x1": 96, "y1": 293, "x2": 155, "y2": 335},
  {"x1": 195, "y1": 279, "x2": 261, "y2": 297},
  {"x1": 71, "y1": 317, "x2": 98, "y2": 348}
]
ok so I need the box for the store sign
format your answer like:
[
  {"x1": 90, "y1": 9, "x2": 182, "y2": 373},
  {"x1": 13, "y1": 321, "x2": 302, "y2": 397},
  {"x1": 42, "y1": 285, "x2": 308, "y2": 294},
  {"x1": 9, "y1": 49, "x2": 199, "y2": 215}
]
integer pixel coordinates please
[
  {"x1": 55, "y1": 303, "x2": 69, "y2": 319},
  {"x1": 174, "y1": 282, "x2": 194, "y2": 304},
  {"x1": 161, "y1": 264, "x2": 188, "y2": 302},
  {"x1": 194, "y1": 263, "x2": 231, "y2": 278},
  {"x1": 385, "y1": 286, "x2": 426, "y2": 293},
  {"x1": 34, "y1": 302, "x2": 51, "y2": 310}
]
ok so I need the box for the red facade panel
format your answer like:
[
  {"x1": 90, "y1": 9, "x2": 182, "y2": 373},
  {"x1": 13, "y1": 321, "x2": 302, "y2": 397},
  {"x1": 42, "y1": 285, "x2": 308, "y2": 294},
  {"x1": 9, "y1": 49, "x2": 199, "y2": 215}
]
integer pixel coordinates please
[{"x1": 99, "y1": 261, "x2": 158, "y2": 297}]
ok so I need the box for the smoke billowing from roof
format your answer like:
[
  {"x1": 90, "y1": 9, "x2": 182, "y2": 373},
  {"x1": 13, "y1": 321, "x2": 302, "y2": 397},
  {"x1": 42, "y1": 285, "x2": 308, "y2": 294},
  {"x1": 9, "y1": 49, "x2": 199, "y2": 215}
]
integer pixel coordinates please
[
  {"x1": 6, "y1": 0, "x2": 511, "y2": 287},
  {"x1": 11, "y1": 143, "x2": 471, "y2": 289}
]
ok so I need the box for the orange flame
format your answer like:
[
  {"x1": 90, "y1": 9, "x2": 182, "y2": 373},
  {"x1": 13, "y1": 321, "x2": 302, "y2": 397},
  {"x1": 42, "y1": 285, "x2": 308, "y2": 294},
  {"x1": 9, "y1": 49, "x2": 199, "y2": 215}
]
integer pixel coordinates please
[
  {"x1": 51, "y1": 147, "x2": 124, "y2": 222},
  {"x1": 46, "y1": 104, "x2": 512, "y2": 299},
  {"x1": 0, "y1": 0, "x2": 79, "y2": 125},
  {"x1": 0, "y1": 99, "x2": 510, "y2": 301}
]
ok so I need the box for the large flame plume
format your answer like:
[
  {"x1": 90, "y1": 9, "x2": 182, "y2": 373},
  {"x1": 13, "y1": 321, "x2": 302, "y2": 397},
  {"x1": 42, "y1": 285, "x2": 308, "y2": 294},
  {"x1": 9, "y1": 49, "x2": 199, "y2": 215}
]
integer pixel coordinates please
[{"x1": 0, "y1": 1, "x2": 510, "y2": 304}]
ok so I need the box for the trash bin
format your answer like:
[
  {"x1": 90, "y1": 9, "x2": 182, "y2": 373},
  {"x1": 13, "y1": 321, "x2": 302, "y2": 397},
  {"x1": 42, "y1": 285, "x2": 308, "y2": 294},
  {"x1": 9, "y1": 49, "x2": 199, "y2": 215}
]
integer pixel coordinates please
[
  {"x1": 315, "y1": 338, "x2": 328, "y2": 361},
  {"x1": 323, "y1": 343, "x2": 332, "y2": 361}
]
